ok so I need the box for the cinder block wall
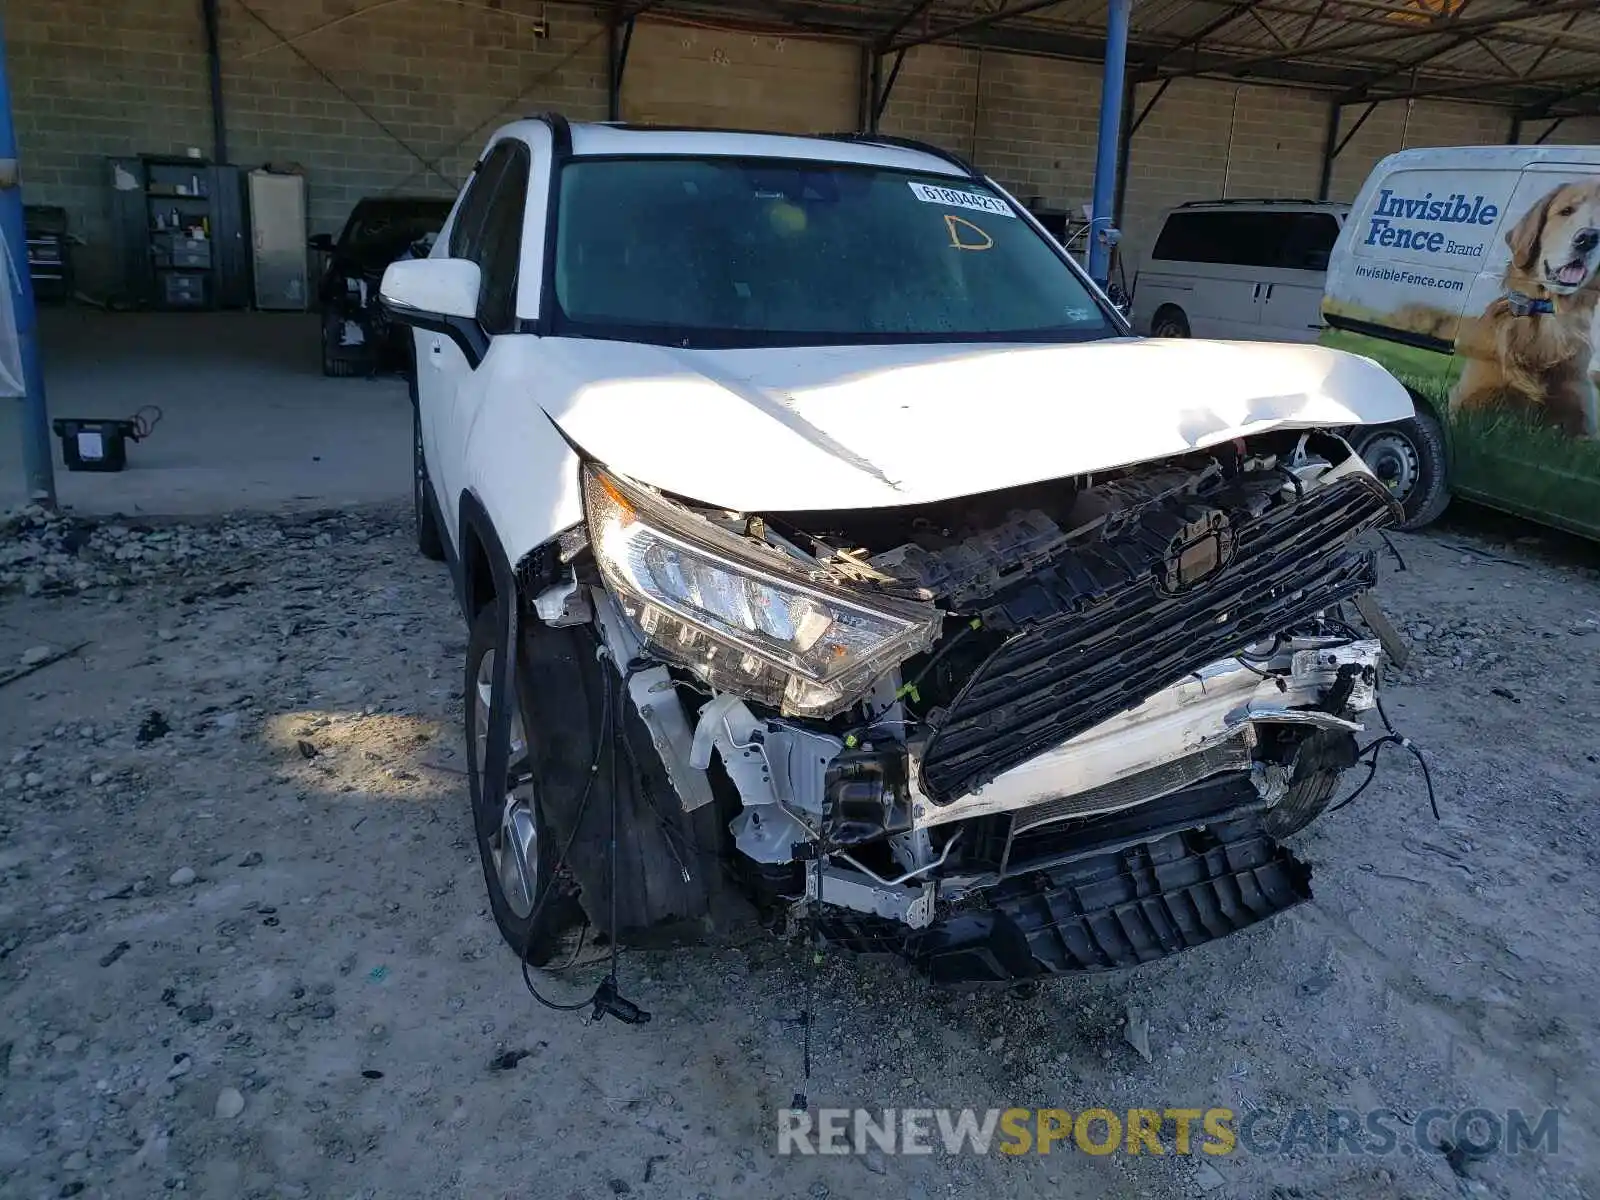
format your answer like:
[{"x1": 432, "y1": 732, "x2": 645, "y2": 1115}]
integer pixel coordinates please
[
  {"x1": 9, "y1": 0, "x2": 214, "y2": 294},
  {"x1": 9, "y1": 0, "x2": 1566, "y2": 298},
  {"x1": 10, "y1": 0, "x2": 606, "y2": 295},
  {"x1": 221, "y1": 0, "x2": 607, "y2": 245}
]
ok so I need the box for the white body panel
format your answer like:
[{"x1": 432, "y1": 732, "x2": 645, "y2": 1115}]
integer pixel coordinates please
[
  {"x1": 402, "y1": 123, "x2": 1408, "y2": 567},
  {"x1": 456, "y1": 334, "x2": 1411, "y2": 564}
]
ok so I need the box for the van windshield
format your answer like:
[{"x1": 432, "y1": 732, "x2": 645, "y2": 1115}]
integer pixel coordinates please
[{"x1": 550, "y1": 157, "x2": 1117, "y2": 348}]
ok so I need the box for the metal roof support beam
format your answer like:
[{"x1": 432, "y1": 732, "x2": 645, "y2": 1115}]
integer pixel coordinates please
[
  {"x1": 1318, "y1": 99, "x2": 1378, "y2": 201},
  {"x1": 1526, "y1": 9, "x2": 1585, "y2": 77},
  {"x1": 889, "y1": 0, "x2": 1073, "y2": 53},
  {"x1": 1153, "y1": 0, "x2": 1596, "y2": 82},
  {"x1": 1364, "y1": 68, "x2": 1600, "y2": 105},
  {"x1": 1535, "y1": 117, "x2": 1565, "y2": 146},
  {"x1": 606, "y1": 0, "x2": 665, "y2": 122},
  {"x1": 1521, "y1": 80, "x2": 1600, "y2": 119},
  {"x1": 1114, "y1": 75, "x2": 1169, "y2": 222},
  {"x1": 1138, "y1": 0, "x2": 1265, "y2": 75},
  {"x1": 1317, "y1": 101, "x2": 1340, "y2": 201},
  {"x1": 1336, "y1": 30, "x2": 1482, "y2": 101},
  {"x1": 1089, "y1": 0, "x2": 1131, "y2": 287},
  {"x1": 201, "y1": 0, "x2": 228, "y2": 163},
  {"x1": 606, "y1": 11, "x2": 635, "y2": 122},
  {"x1": 877, "y1": 0, "x2": 940, "y2": 50},
  {"x1": 1296, "y1": 0, "x2": 1332, "y2": 49},
  {"x1": 872, "y1": 48, "x2": 908, "y2": 128}
]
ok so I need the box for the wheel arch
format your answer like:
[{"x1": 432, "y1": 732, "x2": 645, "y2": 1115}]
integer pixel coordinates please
[
  {"x1": 1150, "y1": 303, "x2": 1188, "y2": 336},
  {"x1": 456, "y1": 490, "x2": 518, "y2": 623}
]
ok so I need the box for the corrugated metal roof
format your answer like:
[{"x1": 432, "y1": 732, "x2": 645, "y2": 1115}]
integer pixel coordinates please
[{"x1": 673, "y1": 0, "x2": 1600, "y2": 115}]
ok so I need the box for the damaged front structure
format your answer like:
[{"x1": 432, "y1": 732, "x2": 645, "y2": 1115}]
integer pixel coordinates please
[
  {"x1": 386, "y1": 119, "x2": 1413, "y2": 987},
  {"x1": 550, "y1": 428, "x2": 1396, "y2": 983}
]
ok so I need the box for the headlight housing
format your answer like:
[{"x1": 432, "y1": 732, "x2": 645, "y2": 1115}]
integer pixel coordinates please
[{"x1": 582, "y1": 464, "x2": 939, "y2": 718}]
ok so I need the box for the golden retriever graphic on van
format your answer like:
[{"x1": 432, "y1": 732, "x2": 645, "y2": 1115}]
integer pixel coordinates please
[
  {"x1": 1318, "y1": 146, "x2": 1600, "y2": 541},
  {"x1": 1451, "y1": 180, "x2": 1600, "y2": 439}
]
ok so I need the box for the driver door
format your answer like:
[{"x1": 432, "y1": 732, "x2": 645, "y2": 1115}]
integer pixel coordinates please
[{"x1": 416, "y1": 144, "x2": 520, "y2": 544}]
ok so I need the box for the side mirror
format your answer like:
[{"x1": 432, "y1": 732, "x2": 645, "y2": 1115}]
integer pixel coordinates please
[
  {"x1": 380, "y1": 258, "x2": 487, "y2": 366},
  {"x1": 307, "y1": 233, "x2": 335, "y2": 253},
  {"x1": 380, "y1": 258, "x2": 480, "y2": 323}
]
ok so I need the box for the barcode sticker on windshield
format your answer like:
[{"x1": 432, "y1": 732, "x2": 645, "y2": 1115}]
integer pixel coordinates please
[{"x1": 907, "y1": 182, "x2": 1015, "y2": 217}]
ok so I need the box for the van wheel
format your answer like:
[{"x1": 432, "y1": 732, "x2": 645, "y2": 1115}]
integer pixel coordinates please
[
  {"x1": 1354, "y1": 410, "x2": 1450, "y2": 530},
  {"x1": 1151, "y1": 307, "x2": 1190, "y2": 338}
]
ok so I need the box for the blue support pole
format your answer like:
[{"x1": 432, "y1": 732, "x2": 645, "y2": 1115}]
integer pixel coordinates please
[
  {"x1": 0, "y1": 15, "x2": 55, "y2": 506},
  {"x1": 1088, "y1": 0, "x2": 1131, "y2": 288}
]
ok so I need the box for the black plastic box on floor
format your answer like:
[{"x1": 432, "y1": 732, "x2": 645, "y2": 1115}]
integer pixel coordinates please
[{"x1": 52, "y1": 417, "x2": 140, "y2": 473}]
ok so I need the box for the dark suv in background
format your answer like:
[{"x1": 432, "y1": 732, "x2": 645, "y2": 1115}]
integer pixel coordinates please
[{"x1": 311, "y1": 196, "x2": 453, "y2": 377}]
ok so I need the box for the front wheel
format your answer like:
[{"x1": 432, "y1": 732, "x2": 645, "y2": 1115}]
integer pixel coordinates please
[
  {"x1": 465, "y1": 606, "x2": 569, "y2": 964},
  {"x1": 1151, "y1": 306, "x2": 1190, "y2": 338},
  {"x1": 1353, "y1": 409, "x2": 1450, "y2": 530}
]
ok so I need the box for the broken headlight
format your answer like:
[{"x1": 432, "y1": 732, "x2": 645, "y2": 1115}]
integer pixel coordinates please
[{"x1": 582, "y1": 465, "x2": 939, "y2": 718}]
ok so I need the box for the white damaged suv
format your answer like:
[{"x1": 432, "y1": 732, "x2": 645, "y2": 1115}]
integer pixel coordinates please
[{"x1": 382, "y1": 115, "x2": 1411, "y2": 983}]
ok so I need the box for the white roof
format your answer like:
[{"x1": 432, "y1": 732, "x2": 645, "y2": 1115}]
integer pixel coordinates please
[{"x1": 491, "y1": 118, "x2": 971, "y2": 178}]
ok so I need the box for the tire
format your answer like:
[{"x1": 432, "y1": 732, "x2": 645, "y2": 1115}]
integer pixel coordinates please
[
  {"x1": 320, "y1": 309, "x2": 364, "y2": 378},
  {"x1": 465, "y1": 605, "x2": 570, "y2": 965},
  {"x1": 1353, "y1": 408, "x2": 1450, "y2": 531},
  {"x1": 1263, "y1": 730, "x2": 1359, "y2": 839},
  {"x1": 1151, "y1": 306, "x2": 1190, "y2": 338},
  {"x1": 412, "y1": 407, "x2": 446, "y2": 562}
]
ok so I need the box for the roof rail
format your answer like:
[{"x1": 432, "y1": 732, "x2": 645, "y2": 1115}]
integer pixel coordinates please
[
  {"x1": 1177, "y1": 197, "x2": 1336, "y2": 207},
  {"x1": 526, "y1": 111, "x2": 572, "y2": 158},
  {"x1": 818, "y1": 132, "x2": 981, "y2": 178}
]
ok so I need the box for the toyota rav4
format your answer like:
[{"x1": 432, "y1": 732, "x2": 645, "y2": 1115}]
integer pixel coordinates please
[{"x1": 381, "y1": 114, "x2": 1411, "y2": 984}]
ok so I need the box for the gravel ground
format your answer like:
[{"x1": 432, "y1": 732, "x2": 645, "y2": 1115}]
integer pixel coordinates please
[{"x1": 1, "y1": 504, "x2": 1596, "y2": 1200}]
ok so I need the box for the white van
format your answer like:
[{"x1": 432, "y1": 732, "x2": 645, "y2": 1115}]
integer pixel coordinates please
[
  {"x1": 1131, "y1": 199, "x2": 1349, "y2": 343},
  {"x1": 1320, "y1": 144, "x2": 1600, "y2": 539}
]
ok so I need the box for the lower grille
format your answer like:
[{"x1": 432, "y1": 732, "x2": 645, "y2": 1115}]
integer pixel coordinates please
[
  {"x1": 816, "y1": 799, "x2": 1311, "y2": 983},
  {"x1": 919, "y1": 473, "x2": 1397, "y2": 804},
  {"x1": 1009, "y1": 735, "x2": 1255, "y2": 836}
]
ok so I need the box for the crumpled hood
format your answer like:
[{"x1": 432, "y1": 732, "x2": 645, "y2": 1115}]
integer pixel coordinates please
[{"x1": 538, "y1": 336, "x2": 1413, "y2": 512}]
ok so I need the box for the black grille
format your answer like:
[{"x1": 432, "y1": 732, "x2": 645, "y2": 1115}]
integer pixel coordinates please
[{"x1": 918, "y1": 473, "x2": 1398, "y2": 804}]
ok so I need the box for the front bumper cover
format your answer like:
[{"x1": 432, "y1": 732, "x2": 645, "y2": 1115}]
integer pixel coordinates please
[{"x1": 815, "y1": 774, "x2": 1311, "y2": 983}]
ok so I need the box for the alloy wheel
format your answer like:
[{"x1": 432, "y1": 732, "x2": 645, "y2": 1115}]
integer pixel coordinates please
[{"x1": 472, "y1": 648, "x2": 540, "y2": 919}]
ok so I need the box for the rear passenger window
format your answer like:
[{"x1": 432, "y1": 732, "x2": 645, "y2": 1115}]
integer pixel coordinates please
[{"x1": 1151, "y1": 210, "x2": 1332, "y2": 270}]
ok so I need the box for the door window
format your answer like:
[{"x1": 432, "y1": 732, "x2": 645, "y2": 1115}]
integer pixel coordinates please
[
  {"x1": 472, "y1": 147, "x2": 530, "y2": 333},
  {"x1": 444, "y1": 140, "x2": 531, "y2": 336}
]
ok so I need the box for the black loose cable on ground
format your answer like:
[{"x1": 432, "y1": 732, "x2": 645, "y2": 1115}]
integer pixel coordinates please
[
  {"x1": 129, "y1": 405, "x2": 163, "y2": 442},
  {"x1": 1379, "y1": 531, "x2": 1409, "y2": 573},
  {"x1": 794, "y1": 855, "x2": 822, "y2": 1115},
  {"x1": 581, "y1": 673, "x2": 653, "y2": 1026},
  {"x1": 1328, "y1": 693, "x2": 1439, "y2": 821}
]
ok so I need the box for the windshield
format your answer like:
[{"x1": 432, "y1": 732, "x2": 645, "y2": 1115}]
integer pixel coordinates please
[{"x1": 551, "y1": 157, "x2": 1116, "y2": 347}]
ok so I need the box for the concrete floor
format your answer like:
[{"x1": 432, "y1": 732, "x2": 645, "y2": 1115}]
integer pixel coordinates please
[{"x1": 0, "y1": 308, "x2": 410, "y2": 516}]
